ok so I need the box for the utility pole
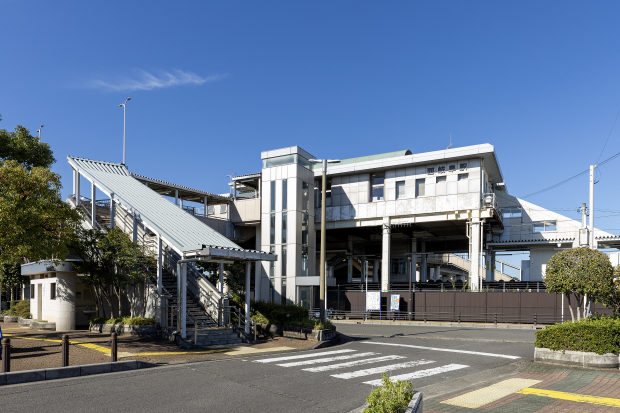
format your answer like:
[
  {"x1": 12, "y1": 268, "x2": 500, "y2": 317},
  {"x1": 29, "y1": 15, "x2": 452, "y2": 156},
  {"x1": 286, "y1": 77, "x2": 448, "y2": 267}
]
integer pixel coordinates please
[{"x1": 118, "y1": 97, "x2": 131, "y2": 165}]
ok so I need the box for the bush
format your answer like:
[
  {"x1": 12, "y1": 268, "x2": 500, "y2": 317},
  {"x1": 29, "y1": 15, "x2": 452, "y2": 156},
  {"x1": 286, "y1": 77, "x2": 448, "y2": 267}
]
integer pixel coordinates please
[
  {"x1": 7, "y1": 300, "x2": 30, "y2": 318},
  {"x1": 365, "y1": 373, "x2": 414, "y2": 413},
  {"x1": 249, "y1": 300, "x2": 332, "y2": 330},
  {"x1": 89, "y1": 316, "x2": 156, "y2": 325},
  {"x1": 535, "y1": 316, "x2": 620, "y2": 355}
]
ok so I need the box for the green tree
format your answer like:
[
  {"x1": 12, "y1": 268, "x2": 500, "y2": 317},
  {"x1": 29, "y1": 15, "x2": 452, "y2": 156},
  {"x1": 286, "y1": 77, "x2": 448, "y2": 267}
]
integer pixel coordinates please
[
  {"x1": 545, "y1": 247, "x2": 615, "y2": 321},
  {"x1": 69, "y1": 227, "x2": 155, "y2": 319},
  {"x1": 0, "y1": 261, "x2": 28, "y2": 301},
  {"x1": 0, "y1": 126, "x2": 55, "y2": 169}
]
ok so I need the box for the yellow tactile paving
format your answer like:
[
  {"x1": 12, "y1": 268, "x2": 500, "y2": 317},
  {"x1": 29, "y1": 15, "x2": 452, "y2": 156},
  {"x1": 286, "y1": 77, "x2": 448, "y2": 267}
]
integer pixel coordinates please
[
  {"x1": 441, "y1": 378, "x2": 542, "y2": 408},
  {"x1": 518, "y1": 388, "x2": 620, "y2": 408},
  {"x1": 4, "y1": 335, "x2": 112, "y2": 354}
]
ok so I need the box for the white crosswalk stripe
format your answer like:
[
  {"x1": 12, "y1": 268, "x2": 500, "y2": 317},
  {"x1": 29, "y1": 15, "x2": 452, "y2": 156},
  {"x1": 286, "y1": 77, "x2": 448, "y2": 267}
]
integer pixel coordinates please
[
  {"x1": 331, "y1": 359, "x2": 435, "y2": 380},
  {"x1": 253, "y1": 349, "x2": 356, "y2": 363},
  {"x1": 363, "y1": 364, "x2": 469, "y2": 386},
  {"x1": 277, "y1": 352, "x2": 379, "y2": 367},
  {"x1": 302, "y1": 355, "x2": 406, "y2": 372}
]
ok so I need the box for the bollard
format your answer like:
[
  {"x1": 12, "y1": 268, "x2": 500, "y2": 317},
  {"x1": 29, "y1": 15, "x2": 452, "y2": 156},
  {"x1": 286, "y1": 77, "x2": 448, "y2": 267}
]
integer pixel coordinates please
[
  {"x1": 424, "y1": 312, "x2": 427, "y2": 323},
  {"x1": 1, "y1": 338, "x2": 10, "y2": 373},
  {"x1": 458, "y1": 313, "x2": 461, "y2": 324},
  {"x1": 62, "y1": 334, "x2": 70, "y2": 367},
  {"x1": 494, "y1": 313, "x2": 497, "y2": 326},
  {"x1": 534, "y1": 314, "x2": 537, "y2": 328},
  {"x1": 253, "y1": 321, "x2": 257, "y2": 342},
  {"x1": 111, "y1": 332, "x2": 118, "y2": 362}
]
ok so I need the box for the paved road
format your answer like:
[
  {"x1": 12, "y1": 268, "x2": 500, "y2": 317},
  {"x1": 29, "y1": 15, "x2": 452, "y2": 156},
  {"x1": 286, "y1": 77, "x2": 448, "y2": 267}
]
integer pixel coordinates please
[{"x1": 0, "y1": 324, "x2": 536, "y2": 413}]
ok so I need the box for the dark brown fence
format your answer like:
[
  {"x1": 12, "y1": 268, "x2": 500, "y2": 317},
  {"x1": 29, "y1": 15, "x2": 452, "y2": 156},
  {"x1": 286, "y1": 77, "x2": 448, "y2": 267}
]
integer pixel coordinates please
[{"x1": 326, "y1": 291, "x2": 614, "y2": 324}]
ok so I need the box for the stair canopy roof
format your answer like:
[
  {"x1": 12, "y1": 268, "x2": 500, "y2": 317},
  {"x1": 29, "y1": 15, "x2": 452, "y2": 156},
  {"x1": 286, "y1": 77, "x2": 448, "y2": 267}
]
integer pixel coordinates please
[
  {"x1": 131, "y1": 173, "x2": 230, "y2": 205},
  {"x1": 68, "y1": 156, "x2": 275, "y2": 261}
]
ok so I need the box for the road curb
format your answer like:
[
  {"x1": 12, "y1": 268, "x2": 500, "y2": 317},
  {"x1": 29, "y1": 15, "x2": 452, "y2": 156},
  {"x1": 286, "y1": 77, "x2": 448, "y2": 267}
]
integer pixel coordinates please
[
  {"x1": 333, "y1": 319, "x2": 542, "y2": 330},
  {"x1": 0, "y1": 360, "x2": 149, "y2": 386}
]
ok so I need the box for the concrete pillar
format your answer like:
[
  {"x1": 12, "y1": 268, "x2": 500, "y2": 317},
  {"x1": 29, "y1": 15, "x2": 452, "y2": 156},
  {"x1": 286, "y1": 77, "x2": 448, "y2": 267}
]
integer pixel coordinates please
[
  {"x1": 487, "y1": 251, "x2": 496, "y2": 282},
  {"x1": 203, "y1": 196, "x2": 208, "y2": 217},
  {"x1": 373, "y1": 259, "x2": 379, "y2": 283},
  {"x1": 156, "y1": 236, "x2": 163, "y2": 324},
  {"x1": 421, "y1": 242, "x2": 427, "y2": 282},
  {"x1": 75, "y1": 170, "x2": 81, "y2": 206},
  {"x1": 254, "y1": 225, "x2": 262, "y2": 300},
  {"x1": 429, "y1": 267, "x2": 435, "y2": 281},
  {"x1": 180, "y1": 198, "x2": 184, "y2": 209},
  {"x1": 91, "y1": 182, "x2": 96, "y2": 227},
  {"x1": 55, "y1": 273, "x2": 76, "y2": 331},
  {"x1": 470, "y1": 219, "x2": 481, "y2": 291},
  {"x1": 245, "y1": 261, "x2": 251, "y2": 335},
  {"x1": 180, "y1": 263, "x2": 187, "y2": 338},
  {"x1": 381, "y1": 217, "x2": 391, "y2": 292},
  {"x1": 109, "y1": 197, "x2": 115, "y2": 229},
  {"x1": 219, "y1": 263, "x2": 225, "y2": 295}
]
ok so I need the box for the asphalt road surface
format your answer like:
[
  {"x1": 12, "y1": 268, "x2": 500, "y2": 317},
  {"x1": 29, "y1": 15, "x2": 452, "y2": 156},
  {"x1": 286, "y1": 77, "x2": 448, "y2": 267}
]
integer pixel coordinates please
[{"x1": 0, "y1": 324, "x2": 536, "y2": 413}]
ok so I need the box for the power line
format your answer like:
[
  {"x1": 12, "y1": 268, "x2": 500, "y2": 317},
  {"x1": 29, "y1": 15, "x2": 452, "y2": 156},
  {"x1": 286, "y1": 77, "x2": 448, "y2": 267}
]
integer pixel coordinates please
[{"x1": 597, "y1": 107, "x2": 620, "y2": 165}]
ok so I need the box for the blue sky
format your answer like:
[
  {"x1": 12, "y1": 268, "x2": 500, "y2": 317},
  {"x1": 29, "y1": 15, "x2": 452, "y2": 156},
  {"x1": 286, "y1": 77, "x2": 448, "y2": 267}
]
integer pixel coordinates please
[{"x1": 3, "y1": 1, "x2": 620, "y2": 243}]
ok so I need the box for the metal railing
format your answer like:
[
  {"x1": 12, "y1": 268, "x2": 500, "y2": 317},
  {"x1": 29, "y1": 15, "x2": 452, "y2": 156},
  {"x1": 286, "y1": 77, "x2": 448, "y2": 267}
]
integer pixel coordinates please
[
  {"x1": 327, "y1": 310, "x2": 557, "y2": 326},
  {"x1": 331, "y1": 281, "x2": 546, "y2": 292}
]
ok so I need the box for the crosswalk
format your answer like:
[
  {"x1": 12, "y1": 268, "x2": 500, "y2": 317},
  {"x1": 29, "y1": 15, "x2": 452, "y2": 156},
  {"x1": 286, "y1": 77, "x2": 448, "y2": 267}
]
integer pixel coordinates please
[{"x1": 253, "y1": 348, "x2": 469, "y2": 386}]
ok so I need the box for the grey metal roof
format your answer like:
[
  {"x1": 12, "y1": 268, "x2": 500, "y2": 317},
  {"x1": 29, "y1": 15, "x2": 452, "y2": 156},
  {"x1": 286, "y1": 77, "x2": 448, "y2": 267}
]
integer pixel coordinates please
[
  {"x1": 131, "y1": 173, "x2": 230, "y2": 204},
  {"x1": 68, "y1": 156, "x2": 274, "y2": 259}
]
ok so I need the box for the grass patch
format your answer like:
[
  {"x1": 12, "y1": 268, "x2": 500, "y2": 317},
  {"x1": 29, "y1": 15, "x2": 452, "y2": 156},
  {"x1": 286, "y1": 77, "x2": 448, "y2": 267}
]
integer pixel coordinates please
[
  {"x1": 535, "y1": 316, "x2": 620, "y2": 355},
  {"x1": 365, "y1": 373, "x2": 414, "y2": 413},
  {"x1": 89, "y1": 316, "x2": 156, "y2": 325}
]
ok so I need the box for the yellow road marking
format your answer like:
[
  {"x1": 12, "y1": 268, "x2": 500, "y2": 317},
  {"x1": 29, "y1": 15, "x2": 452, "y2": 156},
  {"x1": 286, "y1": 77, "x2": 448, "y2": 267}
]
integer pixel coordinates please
[
  {"x1": 442, "y1": 378, "x2": 542, "y2": 408},
  {"x1": 518, "y1": 388, "x2": 620, "y2": 408}
]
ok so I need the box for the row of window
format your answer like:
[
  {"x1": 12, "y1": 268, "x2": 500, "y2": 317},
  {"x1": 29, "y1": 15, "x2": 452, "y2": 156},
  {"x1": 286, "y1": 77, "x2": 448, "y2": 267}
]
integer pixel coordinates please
[
  {"x1": 30, "y1": 282, "x2": 56, "y2": 300},
  {"x1": 381, "y1": 173, "x2": 469, "y2": 201}
]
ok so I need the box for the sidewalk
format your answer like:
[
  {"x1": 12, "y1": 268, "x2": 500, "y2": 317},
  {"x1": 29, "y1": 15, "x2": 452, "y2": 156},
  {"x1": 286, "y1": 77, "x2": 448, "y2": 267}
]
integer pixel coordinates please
[
  {"x1": 0, "y1": 321, "x2": 317, "y2": 372},
  {"x1": 424, "y1": 363, "x2": 620, "y2": 412}
]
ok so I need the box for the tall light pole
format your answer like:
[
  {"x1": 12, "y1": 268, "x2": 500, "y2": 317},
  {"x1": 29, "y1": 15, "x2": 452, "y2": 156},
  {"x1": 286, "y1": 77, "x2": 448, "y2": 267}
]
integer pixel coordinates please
[
  {"x1": 36, "y1": 125, "x2": 44, "y2": 141},
  {"x1": 308, "y1": 158, "x2": 340, "y2": 321},
  {"x1": 118, "y1": 97, "x2": 131, "y2": 164}
]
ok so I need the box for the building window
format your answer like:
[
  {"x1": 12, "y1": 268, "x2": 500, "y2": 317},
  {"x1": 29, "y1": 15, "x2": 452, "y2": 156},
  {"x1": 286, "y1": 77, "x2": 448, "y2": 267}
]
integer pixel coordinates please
[
  {"x1": 207, "y1": 205, "x2": 214, "y2": 215},
  {"x1": 436, "y1": 176, "x2": 446, "y2": 183},
  {"x1": 269, "y1": 247, "x2": 275, "y2": 278},
  {"x1": 427, "y1": 167, "x2": 434, "y2": 175},
  {"x1": 282, "y1": 179, "x2": 287, "y2": 210},
  {"x1": 30, "y1": 284, "x2": 35, "y2": 298},
  {"x1": 301, "y1": 249, "x2": 309, "y2": 277},
  {"x1": 458, "y1": 173, "x2": 469, "y2": 181},
  {"x1": 282, "y1": 212, "x2": 287, "y2": 243},
  {"x1": 50, "y1": 283, "x2": 56, "y2": 300},
  {"x1": 415, "y1": 179, "x2": 425, "y2": 197},
  {"x1": 281, "y1": 278, "x2": 287, "y2": 305},
  {"x1": 282, "y1": 245, "x2": 287, "y2": 277},
  {"x1": 396, "y1": 181, "x2": 405, "y2": 199},
  {"x1": 533, "y1": 221, "x2": 557, "y2": 233},
  {"x1": 301, "y1": 214, "x2": 309, "y2": 246},
  {"x1": 220, "y1": 204, "x2": 227, "y2": 214},
  {"x1": 299, "y1": 286, "x2": 311, "y2": 309},
  {"x1": 438, "y1": 166, "x2": 446, "y2": 173},
  {"x1": 269, "y1": 279, "x2": 275, "y2": 302},
  {"x1": 371, "y1": 173, "x2": 384, "y2": 201},
  {"x1": 448, "y1": 164, "x2": 456, "y2": 172},
  {"x1": 270, "y1": 213, "x2": 276, "y2": 244},
  {"x1": 503, "y1": 207, "x2": 522, "y2": 218},
  {"x1": 302, "y1": 182, "x2": 310, "y2": 212},
  {"x1": 270, "y1": 181, "x2": 276, "y2": 212},
  {"x1": 460, "y1": 163, "x2": 468, "y2": 170}
]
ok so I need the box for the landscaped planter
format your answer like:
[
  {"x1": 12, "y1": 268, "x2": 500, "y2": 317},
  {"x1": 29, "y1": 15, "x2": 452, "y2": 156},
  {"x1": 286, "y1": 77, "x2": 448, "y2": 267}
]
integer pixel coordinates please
[
  {"x1": 90, "y1": 323, "x2": 157, "y2": 337},
  {"x1": 356, "y1": 391, "x2": 423, "y2": 413},
  {"x1": 3, "y1": 316, "x2": 18, "y2": 323},
  {"x1": 18, "y1": 317, "x2": 32, "y2": 327},
  {"x1": 535, "y1": 347, "x2": 619, "y2": 369},
  {"x1": 30, "y1": 320, "x2": 56, "y2": 331},
  {"x1": 258, "y1": 323, "x2": 336, "y2": 341}
]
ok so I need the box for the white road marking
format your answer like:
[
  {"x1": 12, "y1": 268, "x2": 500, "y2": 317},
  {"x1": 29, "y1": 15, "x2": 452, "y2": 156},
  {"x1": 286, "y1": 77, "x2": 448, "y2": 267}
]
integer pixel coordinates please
[
  {"x1": 253, "y1": 349, "x2": 356, "y2": 363},
  {"x1": 363, "y1": 363, "x2": 469, "y2": 386},
  {"x1": 277, "y1": 352, "x2": 379, "y2": 367},
  {"x1": 361, "y1": 341, "x2": 521, "y2": 359},
  {"x1": 303, "y1": 355, "x2": 406, "y2": 372},
  {"x1": 331, "y1": 359, "x2": 435, "y2": 379}
]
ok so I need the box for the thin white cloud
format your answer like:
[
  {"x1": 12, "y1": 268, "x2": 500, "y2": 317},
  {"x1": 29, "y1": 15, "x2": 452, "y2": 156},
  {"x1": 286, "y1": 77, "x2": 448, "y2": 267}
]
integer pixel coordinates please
[{"x1": 88, "y1": 69, "x2": 226, "y2": 92}]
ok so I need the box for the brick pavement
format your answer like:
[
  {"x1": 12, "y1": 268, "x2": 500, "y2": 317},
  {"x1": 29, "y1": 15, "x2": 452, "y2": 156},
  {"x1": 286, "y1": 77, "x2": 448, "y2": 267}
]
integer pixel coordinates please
[{"x1": 424, "y1": 363, "x2": 620, "y2": 412}]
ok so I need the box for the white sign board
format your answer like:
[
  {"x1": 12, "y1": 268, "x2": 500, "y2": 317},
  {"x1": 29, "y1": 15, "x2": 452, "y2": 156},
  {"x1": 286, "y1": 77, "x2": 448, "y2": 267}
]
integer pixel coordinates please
[{"x1": 366, "y1": 291, "x2": 380, "y2": 311}]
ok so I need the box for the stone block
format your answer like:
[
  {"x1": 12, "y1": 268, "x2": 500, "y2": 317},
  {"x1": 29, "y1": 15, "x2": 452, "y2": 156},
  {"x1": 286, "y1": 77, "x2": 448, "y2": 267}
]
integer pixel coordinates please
[
  {"x1": 5, "y1": 369, "x2": 45, "y2": 385},
  {"x1": 110, "y1": 360, "x2": 138, "y2": 373},
  {"x1": 0, "y1": 373, "x2": 6, "y2": 385},
  {"x1": 534, "y1": 347, "x2": 620, "y2": 369},
  {"x1": 45, "y1": 366, "x2": 81, "y2": 380},
  {"x1": 80, "y1": 362, "x2": 112, "y2": 376}
]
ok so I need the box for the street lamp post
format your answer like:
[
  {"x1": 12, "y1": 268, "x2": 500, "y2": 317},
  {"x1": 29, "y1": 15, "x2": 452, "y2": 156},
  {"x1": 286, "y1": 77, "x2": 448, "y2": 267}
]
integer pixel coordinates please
[
  {"x1": 36, "y1": 125, "x2": 44, "y2": 141},
  {"x1": 118, "y1": 97, "x2": 131, "y2": 165},
  {"x1": 308, "y1": 158, "x2": 340, "y2": 321}
]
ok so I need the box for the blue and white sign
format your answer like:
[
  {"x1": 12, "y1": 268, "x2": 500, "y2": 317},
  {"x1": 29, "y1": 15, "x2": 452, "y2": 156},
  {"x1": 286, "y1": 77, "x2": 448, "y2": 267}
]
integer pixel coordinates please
[
  {"x1": 366, "y1": 291, "x2": 380, "y2": 311},
  {"x1": 390, "y1": 294, "x2": 400, "y2": 312}
]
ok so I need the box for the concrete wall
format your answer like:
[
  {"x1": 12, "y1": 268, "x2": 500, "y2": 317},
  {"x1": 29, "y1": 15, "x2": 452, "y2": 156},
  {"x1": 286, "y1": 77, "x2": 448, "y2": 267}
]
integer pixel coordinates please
[{"x1": 231, "y1": 198, "x2": 261, "y2": 223}]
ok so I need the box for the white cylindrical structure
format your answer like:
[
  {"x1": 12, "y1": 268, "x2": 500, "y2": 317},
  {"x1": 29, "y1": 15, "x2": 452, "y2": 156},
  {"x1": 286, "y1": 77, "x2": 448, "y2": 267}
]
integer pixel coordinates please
[{"x1": 56, "y1": 273, "x2": 76, "y2": 331}]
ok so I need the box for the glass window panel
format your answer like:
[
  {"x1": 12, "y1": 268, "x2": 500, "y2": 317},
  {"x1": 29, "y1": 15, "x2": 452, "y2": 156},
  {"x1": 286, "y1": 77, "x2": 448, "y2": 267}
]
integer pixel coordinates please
[
  {"x1": 281, "y1": 278, "x2": 287, "y2": 305},
  {"x1": 458, "y1": 173, "x2": 469, "y2": 181},
  {"x1": 396, "y1": 181, "x2": 405, "y2": 199},
  {"x1": 282, "y1": 245, "x2": 287, "y2": 277},
  {"x1": 282, "y1": 212, "x2": 287, "y2": 243},
  {"x1": 415, "y1": 179, "x2": 425, "y2": 197},
  {"x1": 269, "y1": 247, "x2": 275, "y2": 278},
  {"x1": 448, "y1": 164, "x2": 456, "y2": 171},
  {"x1": 220, "y1": 204, "x2": 227, "y2": 213},
  {"x1": 299, "y1": 286, "x2": 311, "y2": 309},
  {"x1": 302, "y1": 182, "x2": 309, "y2": 213},
  {"x1": 207, "y1": 205, "x2": 214, "y2": 215},
  {"x1": 438, "y1": 166, "x2": 446, "y2": 173},
  {"x1": 427, "y1": 167, "x2": 434, "y2": 175},
  {"x1": 301, "y1": 250, "x2": 308, "y2": 277},
  {"x1": 301, "y1": 214, "x2": 309, "y2": 246},
  {"x1": 460, "y1": 163, "x2": 468, "y2": 170},
  {"x1": 533, "y1": 222, "x2": 545, "y2": 233},
  {"x1": 270, "y1": 213, "x2": 276, "y2": 244},
  {"x1": 372, "y1": 186, "x2": 384, "y2": 201},
  {"x1": 436, "y1": 176, "x2": 447, "y2": 183},
  {"x1": 282, "y1": 179, "x2": 287, "y2": 210},
  {"x1": 372, "y1": 174, "x2": 384, "y2": 185},
  {"x1": 270, "y1": 181, "x2": 276, "y2": 211}
]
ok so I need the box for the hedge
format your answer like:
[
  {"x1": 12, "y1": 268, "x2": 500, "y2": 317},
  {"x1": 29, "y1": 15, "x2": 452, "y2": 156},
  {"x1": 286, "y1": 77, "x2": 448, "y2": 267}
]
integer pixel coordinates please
[
  {"x1": 89, "y1": 316, "x2": 156, "y2": 325},
  {"x1": 249, "y1": 300, "x2": 332, "y2": 330},
  {"x1": 535, "y1": 316, "x2": 620, "y2": 355}
]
